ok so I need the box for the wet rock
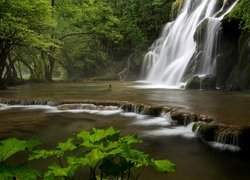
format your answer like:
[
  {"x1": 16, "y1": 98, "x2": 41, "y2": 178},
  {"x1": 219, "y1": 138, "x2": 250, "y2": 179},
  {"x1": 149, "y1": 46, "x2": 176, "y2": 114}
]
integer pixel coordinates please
[
  {"x1": 120, "y1": 103, "x2": 164, "y2": 116},
  {"x1": 171, "y1": 112, "x2": 198, "y2": 125},
  {"x1": 216, "y1": 125, "x2": 240, "y2": 146},
  {"x1": 239, "y1": 126, "x2": 250, "y2": 150},
  {"x1": 58, "y1": 104, "x2": 118, "y2": 111},
  {"x1": 185, "y1": 74, "x2": 216, "y2": 90},
  {"x1": 193, "y1": 122, "x2": 219, "y2": 141},
  {"x1": 229, "y1": 85, "x2": 242, "y2": 91}
]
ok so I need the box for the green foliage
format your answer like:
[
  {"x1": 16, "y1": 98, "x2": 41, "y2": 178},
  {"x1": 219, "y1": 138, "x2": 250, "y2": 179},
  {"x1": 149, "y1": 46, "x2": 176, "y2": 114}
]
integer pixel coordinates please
[
  {"x1": 29, "y1": 127, "x2": 176, "y2": 179},
  {"x1": 228, "y1": 0, "x2": 250, "y2": 31},
  {"x1": 0, "y1": 0, "x2": 176, "y2": 83},
  {"x1": 0, "y1": 128, "x2": 176, "y2": 179},
  {"x1": 0, "y1": 137, "x2": 40, "y2": 162},
  {"x1": 0, "y1": 137, "x2": 41, "y2": 179},
  {"x1": 153, "y1": 160, "x2": 176, "y2": 173},
  {"x1": 0, "y1": 0, "x2": 56, "y2": 47},
  {"x1": 172, "y1": 0, "x2": 184, "y2": 17}
]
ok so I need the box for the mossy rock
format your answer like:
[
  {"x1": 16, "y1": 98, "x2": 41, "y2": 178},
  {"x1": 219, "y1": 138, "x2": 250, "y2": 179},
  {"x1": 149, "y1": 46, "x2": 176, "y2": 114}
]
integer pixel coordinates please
[
  {"x1": 193, "y1": 122, "x2": 219, "y2": 141},
  {"x1": 185, "y1": 75, "x2": 216, "y2": 90},
  {"x1": 171, "y1": 112, "x2": 198, "y2": 125}
]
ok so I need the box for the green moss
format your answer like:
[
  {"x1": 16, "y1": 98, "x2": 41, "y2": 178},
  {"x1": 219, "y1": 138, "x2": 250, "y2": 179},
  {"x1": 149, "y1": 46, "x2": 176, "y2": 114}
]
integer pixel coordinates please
[
  {"x1": 171, "y1": 0, "x2": 184, "y2": 17},
  {"x1": 227, "y1": 0, "x2": 250, "y2": 31}
]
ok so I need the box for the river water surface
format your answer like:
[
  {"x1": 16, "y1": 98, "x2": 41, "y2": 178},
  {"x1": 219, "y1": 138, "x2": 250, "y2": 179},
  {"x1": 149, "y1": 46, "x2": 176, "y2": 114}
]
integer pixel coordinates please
[{"x1": 0, "y1": 81, "x2": 250, "y2": 179}]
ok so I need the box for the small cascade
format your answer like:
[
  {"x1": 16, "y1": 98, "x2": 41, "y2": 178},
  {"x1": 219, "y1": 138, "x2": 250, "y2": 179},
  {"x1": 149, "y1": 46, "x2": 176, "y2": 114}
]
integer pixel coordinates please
[
  {"x1": 216, "y1": 128, "x2": 239, "y2": 146},
  {"x1": 141, "y1": 0, "x2": 238, "y2": 88},
  {"x1": 0, "y1": 99, "x2": 59, "y2": 106},
  {"x1": 1, "y1": 99, "x2": 249, "y2": 151},
  {"x1": 120, "y1": 103, "x2": 172, "y2": 117},
  {"x1": 193, "y1": 121, "x2": 241, "y2": 150}
]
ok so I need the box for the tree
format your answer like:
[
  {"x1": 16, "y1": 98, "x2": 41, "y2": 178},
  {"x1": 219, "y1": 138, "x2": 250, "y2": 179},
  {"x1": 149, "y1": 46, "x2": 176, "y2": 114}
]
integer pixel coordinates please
[{"x1": 0, "y1": 0, "x2": 55, "y2": 88}]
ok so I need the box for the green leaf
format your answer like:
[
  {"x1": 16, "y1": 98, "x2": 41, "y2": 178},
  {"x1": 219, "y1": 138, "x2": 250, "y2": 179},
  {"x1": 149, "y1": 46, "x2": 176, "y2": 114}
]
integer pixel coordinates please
[
  {"x1": 44, "y1": 163, "x2": 69, "y2": 179},
  {"x1": 153, "y1": 160, "x2": 176, "y2": 173},
  {"x1": 99, "y1": 157, "x2": 122, "y2": 176},
  {"x1": 89, "y1": 127, "x2": 119, "y2": 143},
  {"x1": 120, "y1": 135, "x2": 143, "y2": 145},
  {"x1": 57, "y1": 138, "x2": 77, "y2": 152},
  {"x1": 29, "y1": 150, "x2": 62, "y2": 160},
  {"x1": 86, "y1": 149, "x2": 105, "y2": 168},
  {"x1": 0, "y1": 138, "x2": 40, "y2": 162},
  {"x1": 25, "y1": 137, "x2": 41, "y2": 151},
  {"x1": 67, "y1": 156, "x2": 88, "y2": 167},
  {"x1": 76, "y1": 130, "x2": 91, "y2": 141},
  {"x1": 120, "y1": 145, "x2": 150, "y2": 168},
  {"x1": 0, "y1": 163, "x2": 40, "y2": 180}
]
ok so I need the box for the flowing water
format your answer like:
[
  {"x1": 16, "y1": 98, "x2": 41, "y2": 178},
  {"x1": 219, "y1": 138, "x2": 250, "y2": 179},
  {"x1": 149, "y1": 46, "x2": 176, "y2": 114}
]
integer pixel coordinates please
[
  {"x1": 141, "y1": 0, "x2": 238, "y2": 88},
  {"x1": 1, "y1": 82, "x2": 250, "y2": 179}
]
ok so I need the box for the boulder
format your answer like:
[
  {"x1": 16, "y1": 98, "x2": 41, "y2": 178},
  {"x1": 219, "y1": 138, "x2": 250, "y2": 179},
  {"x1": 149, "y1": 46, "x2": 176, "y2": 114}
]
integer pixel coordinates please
[{"x1": 185, "y1": 74, "x2": 216, "y2": 90}]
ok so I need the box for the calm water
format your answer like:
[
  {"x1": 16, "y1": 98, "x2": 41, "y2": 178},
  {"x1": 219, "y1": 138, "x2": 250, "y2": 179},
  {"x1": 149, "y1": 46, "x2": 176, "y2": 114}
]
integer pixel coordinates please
[{"x1": 1, "y1": 82, "x2": 250, "y2": 180}]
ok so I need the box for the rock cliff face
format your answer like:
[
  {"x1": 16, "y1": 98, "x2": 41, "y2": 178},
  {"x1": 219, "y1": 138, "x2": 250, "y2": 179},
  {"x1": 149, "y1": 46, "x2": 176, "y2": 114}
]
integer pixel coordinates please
[
  {"x1": 226, "y1": 31, "x2": 250, "y2": 89},
  {"x1": 184, "y1": 16, "x2": 250, "y2": 90}
]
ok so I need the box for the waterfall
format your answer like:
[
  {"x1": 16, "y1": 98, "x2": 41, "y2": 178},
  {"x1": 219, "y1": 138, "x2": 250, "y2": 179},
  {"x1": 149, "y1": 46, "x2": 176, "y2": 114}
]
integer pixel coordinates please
[{"x1": 141, "y1": 0, "x2": 238, "y2": 88}]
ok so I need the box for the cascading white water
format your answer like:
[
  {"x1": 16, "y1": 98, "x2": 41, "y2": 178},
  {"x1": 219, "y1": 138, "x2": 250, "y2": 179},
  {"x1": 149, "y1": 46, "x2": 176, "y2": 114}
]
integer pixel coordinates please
[
  {"x1": 198, "y1": 0, "x2": 239, "y2": 76},
  {"x1": 141, "y1": 0, "x2": 238, "y2": 88}
]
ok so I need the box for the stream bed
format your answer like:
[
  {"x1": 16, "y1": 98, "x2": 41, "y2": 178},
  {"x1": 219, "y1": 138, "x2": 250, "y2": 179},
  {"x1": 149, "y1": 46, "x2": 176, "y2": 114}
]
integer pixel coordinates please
[{"x1": 1, "y1": 81, "x2": 250, "y2": 179}]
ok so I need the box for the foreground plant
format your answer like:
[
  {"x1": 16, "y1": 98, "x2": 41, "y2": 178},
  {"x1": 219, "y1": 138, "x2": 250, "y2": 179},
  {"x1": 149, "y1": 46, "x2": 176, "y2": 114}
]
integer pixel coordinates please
[
  {"x1": 0, "y1": 137, "x2": 41, "y2": 179},
  {"x1": 30, "y1": 127, "x2": 176, "y2": 179},
  {"x1": 0, "y1": 127, "x2": 175, "y2": 179}
]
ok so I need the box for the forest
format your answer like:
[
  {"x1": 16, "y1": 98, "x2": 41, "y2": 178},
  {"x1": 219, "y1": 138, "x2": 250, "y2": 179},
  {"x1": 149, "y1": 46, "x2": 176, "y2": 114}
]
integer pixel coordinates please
[
  {"x1": 0, "y1": 0, "x2": 176, "y2": 89},
  {"x1": 1, "y1": 0, "x2": 248, "y2": 89}
]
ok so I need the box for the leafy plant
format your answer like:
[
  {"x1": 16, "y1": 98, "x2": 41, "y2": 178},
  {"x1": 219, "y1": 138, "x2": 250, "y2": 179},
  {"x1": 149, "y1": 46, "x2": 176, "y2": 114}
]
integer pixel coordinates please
[
  {"x1": 29, "y1": 127, "x2": 176, "y2": 179},
  {"x1": 0, "y1": 137, "x2": 41, "y2": 179}
]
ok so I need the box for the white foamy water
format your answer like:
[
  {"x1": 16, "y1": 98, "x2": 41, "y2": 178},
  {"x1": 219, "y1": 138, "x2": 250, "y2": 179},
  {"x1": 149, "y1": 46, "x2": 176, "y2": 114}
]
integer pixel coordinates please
[
  {"x1": 143, "y1": 123, "x2": 195, "y2": 138},
  {"x1": 121, "y1": 112, "x2": 148, "y2": 120},
  {"x1": 208, "y1": 142, "x2": 241, "y2": 152},
  {"x1": 0, "y1": 104, "x2": 122, "y2": 116},
  {"x1": 132, "y1": 117, "x2": 173, "y2": 126},
  {"x1": 0, "y1": 103, "x2": 242, "y2": 152}
]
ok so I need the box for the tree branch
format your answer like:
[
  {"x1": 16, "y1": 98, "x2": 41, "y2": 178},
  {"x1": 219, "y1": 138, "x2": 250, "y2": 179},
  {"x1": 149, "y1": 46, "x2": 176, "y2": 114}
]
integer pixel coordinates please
[{"x1": 59, "y1": 32, "x2": 92, "y2": 40}]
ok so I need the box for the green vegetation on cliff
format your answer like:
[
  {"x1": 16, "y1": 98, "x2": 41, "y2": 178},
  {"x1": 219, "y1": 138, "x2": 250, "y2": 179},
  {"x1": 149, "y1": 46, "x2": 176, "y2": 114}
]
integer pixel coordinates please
[{"x1": 228, "y1": 0, "x2": 250, "y2": 31}]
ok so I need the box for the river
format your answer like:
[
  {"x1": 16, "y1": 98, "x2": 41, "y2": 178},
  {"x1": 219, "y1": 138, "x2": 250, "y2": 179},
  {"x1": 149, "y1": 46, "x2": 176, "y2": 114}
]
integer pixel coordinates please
[{"x1": 0, "y1": 81, "x2": 250, "y2": 179}]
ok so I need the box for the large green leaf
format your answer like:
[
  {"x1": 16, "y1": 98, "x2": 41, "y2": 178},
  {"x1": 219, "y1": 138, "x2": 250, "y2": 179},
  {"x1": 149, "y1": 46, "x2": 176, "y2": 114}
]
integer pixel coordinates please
[
  {"x1": 44, "y1": 163, "x2": 69, "y2": 179},
  {"x1": 85, "y1": 149, "x2": 105, "y2": 168},
  {"x1": 89, "y1": 127, "x2": 120, "y2": 143},
  {"x1": 76, "y1": 130, "x2": 91, "y2": 141},
  {"x1": 29, "y1": 150, "x2": 62, "y2": 160},
  {"x1": 67, "y1": 156, "x2": 88, "y2": 167},
  {"x1": 0, "y1": 163, "x2": 40, "y2": 180},
  {"x1": 120, "y1": 144, "x2": 150, "y2": 168},
  {"x1": 120, "y1": 135, "x2": 143, "y2": 145},
  {"x1": 0, "y1": 138, "x2": 40, "y2": 162},
  {"x1": 57, "y1": 138, "x2": 77, "y2": 152},
  {"x1": 153, "y1": 160, "x2": 176, "y2": 173}
]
